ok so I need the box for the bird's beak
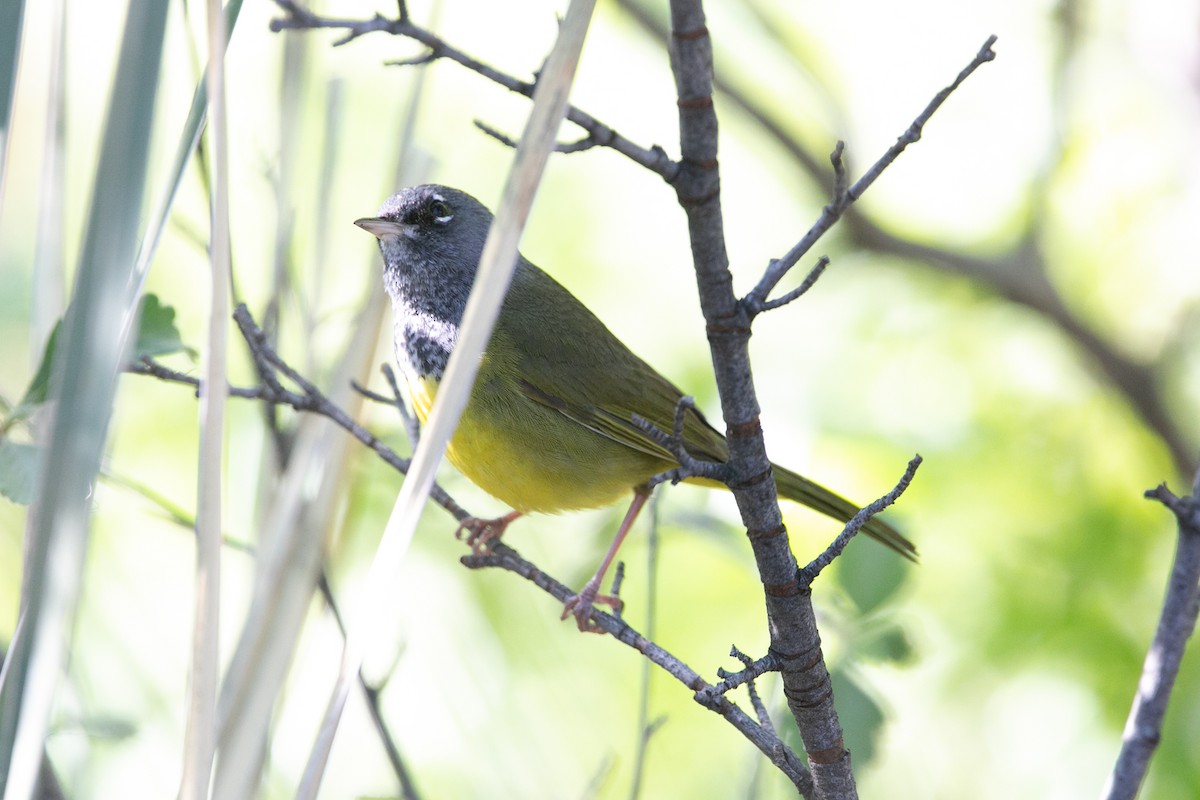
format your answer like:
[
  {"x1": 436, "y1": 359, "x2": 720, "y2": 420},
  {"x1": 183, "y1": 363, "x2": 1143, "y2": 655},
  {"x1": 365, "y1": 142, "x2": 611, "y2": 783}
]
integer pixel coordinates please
[{"x1": 354, "y1": 216, "x2": 408, "y2": 238}]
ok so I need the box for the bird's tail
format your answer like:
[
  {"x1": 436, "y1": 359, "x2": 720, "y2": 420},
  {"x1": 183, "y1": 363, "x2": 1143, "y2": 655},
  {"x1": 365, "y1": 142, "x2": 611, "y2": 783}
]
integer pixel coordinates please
[{"x1": 773, "y1": 464, "x2": 917, "y2": 562}]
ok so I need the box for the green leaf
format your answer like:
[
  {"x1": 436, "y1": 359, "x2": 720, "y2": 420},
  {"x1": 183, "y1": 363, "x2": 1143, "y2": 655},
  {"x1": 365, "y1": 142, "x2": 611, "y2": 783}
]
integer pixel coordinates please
[
  {"x1": 134, "y1": 293, "x2": 190, "y2": 359},
  {"x1": 5, "y1": 294, "x2": 187, "y2": 430},
  {"x1": 78, "y1": 714, "x2": 137, "y2": 741},
  {"x1": 836, "y1": 532, "x2": 908, "y2": 614},
  {"x1": 830, "y1": 669, "x2": 884, "y2": 770},
  {"x1": 11, "y1": 321, "x2": 62, "y2": 421},
  {"x1": 859, "y1": 626, "x2": 914, "y2": 664},
  {"x1": 0, "y1": 439, "x2": 40, "y2": 505}
]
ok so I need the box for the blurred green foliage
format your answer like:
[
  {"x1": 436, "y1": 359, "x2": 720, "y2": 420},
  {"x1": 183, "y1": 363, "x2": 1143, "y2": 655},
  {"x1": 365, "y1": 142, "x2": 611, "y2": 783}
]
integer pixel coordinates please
[{"x1": 1, "y1": 0, "x2": 1198, "y2": 798}]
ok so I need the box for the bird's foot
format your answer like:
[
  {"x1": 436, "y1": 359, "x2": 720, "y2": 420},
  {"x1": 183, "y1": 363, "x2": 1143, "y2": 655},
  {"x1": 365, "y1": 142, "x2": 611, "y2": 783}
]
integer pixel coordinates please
[
  {"x1": 561, "y1": 580, "x2": 624, "y2": 633},
  {"x1": 455, "y1": 510, "x2": 522, "y2": 554}
]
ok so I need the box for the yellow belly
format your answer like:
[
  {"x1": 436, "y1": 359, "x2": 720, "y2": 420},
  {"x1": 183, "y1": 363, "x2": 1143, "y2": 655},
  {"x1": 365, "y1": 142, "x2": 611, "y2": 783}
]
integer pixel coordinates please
[{"x1": 407, "y1": 374, "x2": 665, "y2": 514}]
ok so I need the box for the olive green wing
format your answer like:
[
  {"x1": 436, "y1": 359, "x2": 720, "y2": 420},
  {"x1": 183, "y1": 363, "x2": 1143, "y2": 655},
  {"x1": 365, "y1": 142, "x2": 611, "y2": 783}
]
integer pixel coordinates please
[
  {"x1": 497, "y1": 260, "x2": 916, "y2": 559},
  {"x1": 498, "y1": 261, "x2": 729, "y2": 465}
]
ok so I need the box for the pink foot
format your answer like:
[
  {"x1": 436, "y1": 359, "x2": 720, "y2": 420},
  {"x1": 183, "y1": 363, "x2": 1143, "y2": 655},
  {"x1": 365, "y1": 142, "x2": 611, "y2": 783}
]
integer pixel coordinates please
[
  {"x1": 455, "y1": 510, "x2": 522, "y2": 554},
  {"x1": 561, "y1": 581, "x2": 624, "y2": 633}
]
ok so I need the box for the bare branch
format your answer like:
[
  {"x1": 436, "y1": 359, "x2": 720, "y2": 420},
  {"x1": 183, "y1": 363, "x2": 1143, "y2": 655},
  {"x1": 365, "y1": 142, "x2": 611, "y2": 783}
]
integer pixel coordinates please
[
  {"x1": 461, "y1": 543, "x2": 812, "y2": 794},
  {"x1": 474, "y1": 119, "x2": 608, "y2": 154},
  {"x1": 801, "y1": 455, "x2": 923, "y2": 582},
  {"x1": 136, "y1": 305, "x2": 809, "y2": 790},
  {"x1": 630, "y1": 397, "x2": 731, "y2": 489},
  {"x1": 726, "y1": 645, "x2": 778, "y2": 734},
  {"x1": 1103, "y1": 477, "x2": 1200, "y2": 800},
  {"x1": 269, "y1": 0, "x2": 678, "y2": 179},
  {"x1": 609, "y1": 561, "x2": 627, "y2": 617},
  {"x1": 313, "y1": 576, "x2": 422, "y2": 799},
  {"x1": 703, "y1": 647, "x2": 780, "y2": 701},
  {"x1": 744, "y1": 256, "x2": 829, "y2": 316},
  {"x1": 745, "y1": 36, "x2": 998, "y2": 308},
  {"x1": 386, "y1": 50, "x2": 436, "y2": 68}
]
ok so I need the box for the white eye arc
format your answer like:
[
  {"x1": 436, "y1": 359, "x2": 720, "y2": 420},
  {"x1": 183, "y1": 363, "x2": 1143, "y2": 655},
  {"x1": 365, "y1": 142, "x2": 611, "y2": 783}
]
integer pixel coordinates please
[{"x1": 428, "y1": 196, "x2": 453, "y2": 224}]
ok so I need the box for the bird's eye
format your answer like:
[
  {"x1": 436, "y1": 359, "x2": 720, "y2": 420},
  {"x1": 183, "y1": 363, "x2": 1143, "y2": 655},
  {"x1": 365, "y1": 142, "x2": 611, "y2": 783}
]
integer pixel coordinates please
[{"x1": 428, "y1": 200, "x2": 453, "y2": 223}]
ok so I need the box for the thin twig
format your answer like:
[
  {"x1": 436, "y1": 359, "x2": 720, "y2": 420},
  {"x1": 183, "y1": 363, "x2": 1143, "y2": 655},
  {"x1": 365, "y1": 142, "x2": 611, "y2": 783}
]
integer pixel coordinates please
[
  {"x1": 460, "y1": 543, "x2": 811, "y2": 792},
  {"x1": 315, "y1": 574, "x2": 422, "y2": 800},
  {"x1": 745, "y1": 36, "x2": 998, "y2": 308},
  {"x1": 801, "y1": 455, "x2": 923, "y2": 582},
  {"x1": 704, "y1": 648, "x2": 780, "y2": 700},
  {"x1": 136, "y1": 306, "x2": 808, "y2": 788},
  {"x1": 610, "y1": 561, "x2": 627, "y2": 618},
  {"x1": 475, "y1": 119, "x2": 607, "y2": 154},
  {"x1": 269, "y1": 0, "x2": 679, "y2": 179},
  {"x1": 727, "y1": 645, "x2": 777, "y2": 734},
  {"x1": 746, "y1": 256, "x2": 829, "y2": 315},
  {"x1": 349, "y1": 380, "x2": 394, "y2": 406},
  {"x1": 383, "y1": 364, "x2": 423, "y2": 448},
  {"x1": 631, "y1": 397, "x2": 731, "y2": 489}
]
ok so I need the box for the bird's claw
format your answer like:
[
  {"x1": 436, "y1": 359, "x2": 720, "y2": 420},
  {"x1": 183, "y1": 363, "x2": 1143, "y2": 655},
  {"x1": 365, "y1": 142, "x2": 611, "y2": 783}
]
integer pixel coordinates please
[
  {"x1": 561, "y1": 583, "x2": 624, "y2": 633},
  {"x1": 455, "y1": 511, "x2": 521, "y2": 555}
]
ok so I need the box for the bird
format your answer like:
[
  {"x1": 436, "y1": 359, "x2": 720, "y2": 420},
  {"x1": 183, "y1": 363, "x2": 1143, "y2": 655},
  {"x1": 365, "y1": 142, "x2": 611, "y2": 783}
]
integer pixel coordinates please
[{"x1": 356, "y1": 184, "x2": 915, "y2": 631}]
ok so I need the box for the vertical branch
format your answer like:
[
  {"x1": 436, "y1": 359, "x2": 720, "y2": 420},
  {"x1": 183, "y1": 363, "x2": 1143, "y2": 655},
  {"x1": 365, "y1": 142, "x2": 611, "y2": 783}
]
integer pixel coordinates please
[
  {"x1": 1102, "y1": 475, "x2": 1200, "y2": 800},
  {"x1": 666, "y1": 0, "x2": 854, "y2": 796}
]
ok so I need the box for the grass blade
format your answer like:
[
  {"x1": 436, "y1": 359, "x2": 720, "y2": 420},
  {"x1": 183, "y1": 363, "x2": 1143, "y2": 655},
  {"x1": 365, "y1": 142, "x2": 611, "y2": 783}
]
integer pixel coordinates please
[
  {"x1": 295, "y1": 1, "x2": 599, "y2": 795},
  {"x1": 177, "y1": 0, "x2": 233, "y2": 796},
  {"x1": 0, "y1": 0, "x2": 170, "y2": 795},
  {"x1": 30, "y1": 0, "x2": 66, "y2": 363},
  {"x1": 0, "y1": 0, "x2": 26, "y2": 216},
  {"x1": 128, "y1": 0, "x2": 244, "y2": 307}
]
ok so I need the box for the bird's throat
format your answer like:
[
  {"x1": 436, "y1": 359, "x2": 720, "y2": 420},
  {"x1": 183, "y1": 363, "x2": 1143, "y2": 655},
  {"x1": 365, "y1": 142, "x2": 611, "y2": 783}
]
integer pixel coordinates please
[{"x1": 393, "y1": 307, "x2": 458, "y2": 382}]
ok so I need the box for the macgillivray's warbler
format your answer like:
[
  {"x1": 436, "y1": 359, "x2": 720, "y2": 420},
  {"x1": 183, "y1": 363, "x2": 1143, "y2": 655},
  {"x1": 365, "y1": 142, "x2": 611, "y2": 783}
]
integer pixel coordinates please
[{"x1": 356, "y1": 185, "x2": 915, "y2": 631}]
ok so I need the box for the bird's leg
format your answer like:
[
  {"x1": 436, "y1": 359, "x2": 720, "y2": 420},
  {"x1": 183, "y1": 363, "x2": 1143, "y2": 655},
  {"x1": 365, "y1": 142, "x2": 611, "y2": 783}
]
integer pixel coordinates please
[
  {"x1": 456, "y1": 510, "x2": 522, "y2": 554},
  {"x1": 562, "y1": 486, "x2": 651, "y2": 632}
]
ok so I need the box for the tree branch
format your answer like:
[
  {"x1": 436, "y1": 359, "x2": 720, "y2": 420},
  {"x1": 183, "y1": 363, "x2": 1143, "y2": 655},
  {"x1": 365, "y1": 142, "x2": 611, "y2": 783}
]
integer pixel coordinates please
[
  {"x1": 663, "y1": 1, "x2": 858, "y2": 795},
  {"x1": 268, "y1": 0, "x2": 678, "y2": 180},
  {"x1": 617, "y1": 0, "x2": 1194, "y2": 478},
  {"x1": 745, "y1": 37, "x2": 997, "y2": 309},
  {"x1": 631, "y1": 396, "x2": 731, "y2": 489},
  {"x1": 134, "y1": 305, "x2": 812, "y2": 791},
  {"x1": 461, "y1": 544, "x2": 813, "y2": 794},
  {"x1": 1102, "y1": 472, "x2": 1200, "y2": 800},
  {"x1": 801, "y1": 455, "x2": 923, "y2": 582}
]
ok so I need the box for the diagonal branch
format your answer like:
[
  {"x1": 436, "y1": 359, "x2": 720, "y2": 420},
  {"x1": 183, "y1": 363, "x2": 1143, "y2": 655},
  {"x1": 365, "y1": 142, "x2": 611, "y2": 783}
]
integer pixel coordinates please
[
  {"x1": 745, "y1": 36, "x2": 997, "y2": 309},
  {"x1": 134, "y1": 305, "x2": 811, "y2": 790},
  {"x1": 801, "y1": 455, "x2": 923, "y2": 582},
  {"x1": 269, "y1": 0, "x2": 678, "y2": 180},
  {"x1": 461, "y1": 544, "x2": 812, "y2": 793},
  {"x1": 617, "y1": 0, "x2": 1193, "y2": 477}
]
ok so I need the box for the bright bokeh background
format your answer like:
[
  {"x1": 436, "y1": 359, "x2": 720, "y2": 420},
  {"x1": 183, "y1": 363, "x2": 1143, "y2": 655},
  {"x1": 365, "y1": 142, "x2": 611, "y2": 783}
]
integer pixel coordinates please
[{"x1": 2, "y1": 0, "x2": 1200, "y2": 797}]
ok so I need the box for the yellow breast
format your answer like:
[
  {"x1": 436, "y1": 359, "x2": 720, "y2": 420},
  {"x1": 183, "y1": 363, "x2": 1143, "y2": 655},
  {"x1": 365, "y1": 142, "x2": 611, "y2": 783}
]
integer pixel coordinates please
[{"x1": 404, "y1": 373, "x2": 661, "y2": 514}]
